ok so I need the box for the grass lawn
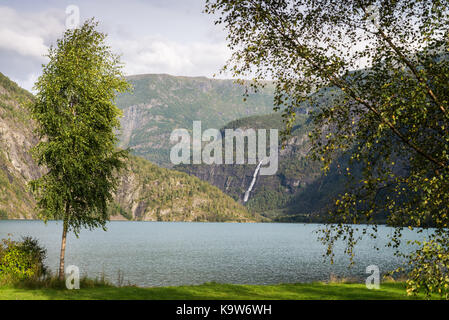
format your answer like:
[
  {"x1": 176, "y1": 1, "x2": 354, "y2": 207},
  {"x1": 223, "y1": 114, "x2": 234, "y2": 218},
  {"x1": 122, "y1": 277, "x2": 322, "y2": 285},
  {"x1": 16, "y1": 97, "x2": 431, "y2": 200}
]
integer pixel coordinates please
[{"x1": 0, "y1": 281, "x2": 440, "y2": 300}]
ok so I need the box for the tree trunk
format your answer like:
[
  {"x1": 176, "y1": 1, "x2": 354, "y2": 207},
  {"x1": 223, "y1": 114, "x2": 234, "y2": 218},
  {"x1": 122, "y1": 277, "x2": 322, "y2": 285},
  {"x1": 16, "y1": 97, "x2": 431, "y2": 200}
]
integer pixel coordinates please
[{"x1": 58, "y1": 210, "x2": 69, "y2": 281}]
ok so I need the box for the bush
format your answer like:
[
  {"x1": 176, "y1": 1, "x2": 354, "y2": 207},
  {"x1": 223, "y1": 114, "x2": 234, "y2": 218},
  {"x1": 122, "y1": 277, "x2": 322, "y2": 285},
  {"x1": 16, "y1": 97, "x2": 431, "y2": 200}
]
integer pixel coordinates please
[
  {"x1": 0, "y1": 236, "x2": 48, "y2": 284},
  {"x1": 0, "y1": 209, "x2": 7, "y2": 220},
  {"x1": 404, "y1": 238, "x2": 449, "y2": 299}
]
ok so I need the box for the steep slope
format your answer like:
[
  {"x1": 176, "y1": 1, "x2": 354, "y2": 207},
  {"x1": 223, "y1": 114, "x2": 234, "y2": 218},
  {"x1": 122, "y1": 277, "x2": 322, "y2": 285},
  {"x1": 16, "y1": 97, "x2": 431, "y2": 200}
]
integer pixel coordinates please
[
  {"x1": 0, "y1": 72, "x2": 42, "y2": 219},
  {"x1": 116, "y1": 74, "x2": 276, "y2": 166},
  {"x1": 0, "y1": 72, "x2": 257, "y2": 222},
  {"x1": 112, "y1": 155, "x2": 260, "y2": 222},
  {"x1": 175, "y1": 112, "x2": 348, "y2": 222}
]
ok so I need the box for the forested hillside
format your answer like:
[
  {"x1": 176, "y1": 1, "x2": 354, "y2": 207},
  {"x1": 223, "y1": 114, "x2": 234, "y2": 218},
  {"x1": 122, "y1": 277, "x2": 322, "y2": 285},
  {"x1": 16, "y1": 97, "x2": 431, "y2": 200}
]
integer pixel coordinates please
[
  {"x1": 0, "y1": 72, "x2": 257, "y2": 222},
  {"x1": 176, "y1": 112, "x2": 350, "y2": 222},
  {"x1": 0, "y1": 72, "x2": 42, "y2": 219},
  {"x1": 116, "y1": 74, "x2": 276, "y2": 166}
]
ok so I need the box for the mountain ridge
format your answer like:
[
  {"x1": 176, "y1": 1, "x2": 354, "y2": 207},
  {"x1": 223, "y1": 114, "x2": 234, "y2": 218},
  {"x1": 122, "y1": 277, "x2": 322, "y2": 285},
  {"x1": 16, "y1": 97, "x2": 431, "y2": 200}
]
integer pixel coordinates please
[
  {"x1": 175, "y1": 111, "x2": 348, "y2": 222},
  {"x1": 115, "y1": 73, "x2": 277, "y2": 166},
  {"x1": 0, "y1": 72, "x2": 258, "y2": 222}
]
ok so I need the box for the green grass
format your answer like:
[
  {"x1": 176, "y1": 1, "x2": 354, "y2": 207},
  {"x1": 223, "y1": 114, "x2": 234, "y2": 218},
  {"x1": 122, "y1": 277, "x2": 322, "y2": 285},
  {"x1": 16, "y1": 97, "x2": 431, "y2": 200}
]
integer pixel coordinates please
[{"x1": 0, "y1": 281, "x2": 441, "y2": 300}]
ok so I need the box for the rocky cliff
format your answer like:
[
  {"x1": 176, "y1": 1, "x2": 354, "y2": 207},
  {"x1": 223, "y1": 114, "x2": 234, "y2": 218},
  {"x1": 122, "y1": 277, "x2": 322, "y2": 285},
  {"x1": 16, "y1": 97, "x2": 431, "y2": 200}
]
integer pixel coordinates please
[
  {"x1": 113, "y1": 155, "x2": 261, "y2": 222},
  {"x1": 175, "y1": 112, "x2": 348, "y2": 221},
  {"x1": 0, "y1": 72, "x2": 42, "y2": 219},
  {"x1": 0, "y1": 72, "x2": 258, "y2": 222},
  {"x1": 115, "y1": 74, "x2": 276, "y2": 167}
]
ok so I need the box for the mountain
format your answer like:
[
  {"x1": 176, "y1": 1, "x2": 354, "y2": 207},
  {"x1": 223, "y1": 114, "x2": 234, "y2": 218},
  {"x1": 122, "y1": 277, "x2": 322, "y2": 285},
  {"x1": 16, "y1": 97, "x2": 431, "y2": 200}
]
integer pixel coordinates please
[
  {"x1": 115, "y1": 74, "x2": 276, "y2": 167},
  {"x1": 175, "y1": 112, "x2": 349, "y2": 222},
  {"x1": 111, "y1": 154, "x2": 261, "y2": 222},
  {"x1": 0, "y1": 72, "x2": 258, "y2": 222},
  {"x1": 0, "y1": 72, "x2": 42, "y2": 219}
]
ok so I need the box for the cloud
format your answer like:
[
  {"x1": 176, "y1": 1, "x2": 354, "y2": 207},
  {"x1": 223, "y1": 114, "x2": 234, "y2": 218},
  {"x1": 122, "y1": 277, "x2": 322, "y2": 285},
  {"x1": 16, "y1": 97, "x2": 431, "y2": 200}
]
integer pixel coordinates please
[
  {"x1": 0, "y1": 28, "x2": 48, "y2": 59},
  {"x1": 0, "y1": 2, "x2": 232, "y2": 91},
  {"x1": 112, "y1": 36, "x2": 231, "y2": 78},
  {"x1": 0, "y1": 6, "x2": 66, "y2": 90},
  {"x1": 0, "y1": 6, "x2": 65, "y2": 60}
]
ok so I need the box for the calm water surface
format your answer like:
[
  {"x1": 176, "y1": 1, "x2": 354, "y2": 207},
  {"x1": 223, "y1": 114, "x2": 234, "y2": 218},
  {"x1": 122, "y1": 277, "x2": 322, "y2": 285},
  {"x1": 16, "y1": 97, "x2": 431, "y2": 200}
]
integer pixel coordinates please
[{"x1": 0, "y1": 221, "x2": 424, "y2": 287}]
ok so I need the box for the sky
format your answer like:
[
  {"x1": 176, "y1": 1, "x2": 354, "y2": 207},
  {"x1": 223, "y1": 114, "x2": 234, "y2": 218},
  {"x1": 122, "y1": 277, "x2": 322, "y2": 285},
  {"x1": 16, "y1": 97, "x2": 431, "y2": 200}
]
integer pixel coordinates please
[{"x1": 0, "y1": 0, "x2": 231, "y2": 91}]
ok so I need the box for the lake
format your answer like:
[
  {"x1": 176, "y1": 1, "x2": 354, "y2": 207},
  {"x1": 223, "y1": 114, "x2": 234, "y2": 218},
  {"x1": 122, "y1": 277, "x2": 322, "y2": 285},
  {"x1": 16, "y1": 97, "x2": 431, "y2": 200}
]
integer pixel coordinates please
[{"x1": 0, "y1": 221, "x2": 423, "y2": 287}]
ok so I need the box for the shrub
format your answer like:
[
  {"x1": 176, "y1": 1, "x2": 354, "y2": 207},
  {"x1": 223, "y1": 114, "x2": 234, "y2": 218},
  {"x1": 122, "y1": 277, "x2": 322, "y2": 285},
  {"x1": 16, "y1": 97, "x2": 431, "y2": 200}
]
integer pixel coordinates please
[
  {"x1": 404, "y1": 238, "x2": 449, "y2": 299},
  {"x1": 0, "y1": 236, "x2": 48, "y2": 284},
  {"x1": 0, "y1": 209, "x2": 7, "y2": 220}
]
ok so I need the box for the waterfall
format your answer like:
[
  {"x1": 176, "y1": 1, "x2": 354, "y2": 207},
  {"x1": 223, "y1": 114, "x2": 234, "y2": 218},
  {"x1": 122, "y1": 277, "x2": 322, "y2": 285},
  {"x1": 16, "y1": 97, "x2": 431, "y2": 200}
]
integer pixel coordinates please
[{"x1": 243, "y1": 159, "x2": 264, "y2": 203}]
